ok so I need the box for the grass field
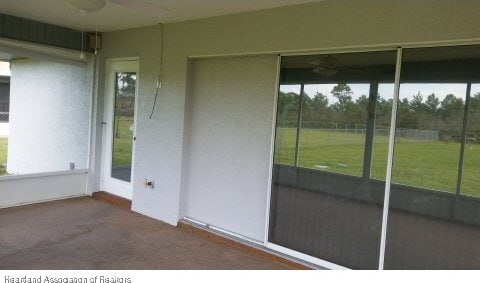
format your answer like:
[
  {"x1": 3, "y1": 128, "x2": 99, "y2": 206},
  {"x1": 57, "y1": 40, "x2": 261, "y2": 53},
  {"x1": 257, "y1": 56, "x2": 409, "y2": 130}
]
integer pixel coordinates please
[
  {"x1": 274, "y1": 128, "x2": 479, "y2": 197},
  {"x1": 0, "y1": 137, "x2": 7, "y2": 175},
  {"x1": 1, "y1": 119, "x2": 476, "y2": 197},
  {"x1": 112, "y1": 117, "x2": 134, "y2": 167}
]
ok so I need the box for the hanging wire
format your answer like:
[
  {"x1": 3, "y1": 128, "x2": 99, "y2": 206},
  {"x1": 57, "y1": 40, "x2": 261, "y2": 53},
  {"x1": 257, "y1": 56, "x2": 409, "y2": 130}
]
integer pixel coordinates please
[
  {"x1": 149, "y1": 23, "x2": 164, "y2": 119},
  {"x1": 149, "y1": 82, "x2": 161, "y2": 119}
]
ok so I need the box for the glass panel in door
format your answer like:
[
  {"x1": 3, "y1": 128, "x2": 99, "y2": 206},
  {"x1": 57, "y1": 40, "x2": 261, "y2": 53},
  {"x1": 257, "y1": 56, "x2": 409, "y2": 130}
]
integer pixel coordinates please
[
  {"x1": 385, "y1": 45, "x2": 480, "y2": 269},
  {"x1": 111, "y1": 72, "x2": 136, "y2": 182},
  {"x1": 269, "y1": 51, "x2": 397, "y2": 269}
]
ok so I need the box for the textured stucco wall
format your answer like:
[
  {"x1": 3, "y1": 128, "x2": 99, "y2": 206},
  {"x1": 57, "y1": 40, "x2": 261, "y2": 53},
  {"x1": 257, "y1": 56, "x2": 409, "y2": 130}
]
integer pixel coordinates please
[
  {"x1": 183, "y1": 56, "x2": 278, "y2": 241},
  {"x1": 97, "y1": 0, "x2": 480, "y2": 228},
  {"x1": 8, "y1": 59, "x2": 90, "y2": 174},
  {"x1": 95, "y1": 25, "x2": 165, "y2": 218}
]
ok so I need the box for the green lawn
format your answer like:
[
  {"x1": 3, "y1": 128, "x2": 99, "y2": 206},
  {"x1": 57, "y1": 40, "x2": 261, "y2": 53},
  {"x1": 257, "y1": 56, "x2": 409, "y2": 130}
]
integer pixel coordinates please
[
  {"x1": 1, "y1": 121, "x2": 476, "y2": 197},
  {"x1": 0, "y1": 137, "x2": 7, "y2": 175},
  {"x1": 274, "y1": 127, "x2": 480, "y2": 197},
  {"x1": 112, "y1": 117, "x2": 134, "y2": 167}
]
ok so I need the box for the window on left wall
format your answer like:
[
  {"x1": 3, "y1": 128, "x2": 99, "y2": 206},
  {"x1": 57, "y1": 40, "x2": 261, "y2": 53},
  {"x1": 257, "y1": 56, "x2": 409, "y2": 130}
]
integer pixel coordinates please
[{"x1": 1, "y1": 58, "x2": 90, "y2": 176}]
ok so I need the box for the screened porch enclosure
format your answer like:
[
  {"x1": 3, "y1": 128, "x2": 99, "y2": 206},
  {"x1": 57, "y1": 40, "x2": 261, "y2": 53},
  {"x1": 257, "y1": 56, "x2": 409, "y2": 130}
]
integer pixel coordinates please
[{"x1": 268, "y1": 45, "x2": 480, "y2": 269}]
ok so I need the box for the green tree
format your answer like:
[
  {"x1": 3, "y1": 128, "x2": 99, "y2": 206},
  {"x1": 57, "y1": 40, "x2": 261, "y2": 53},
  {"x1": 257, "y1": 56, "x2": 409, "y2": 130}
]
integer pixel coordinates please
[
  {"x1": 375, "y1": 96, "x2": 393, "y2": 128},
  {"x1": 410, "y1": 92, "x2": 426, "y2": 113},
  {"x1": 440, "y1": 94, "x2": 464, "y2": 118},
  {"x1": 331, "y1": 83, "x2": 353, "y2": 113},
  {"x1": 312, "y1": 92, "x2": 329, "y2": 110},
  {"x1": 348, "y1": 94, "x2": 369, "y2": 124},
  {"x1": 301, "y1": 93, "x2": 313, "y2": 124},
  {"x1": 311, "y1": 92, "x2": 330, "y2": 123},
  {"x1": 114, "y1": 72, "x2": 136, "y2": 138},
  {"x1": 277, "y1": 91, "x2": 299, "y2": 127},
  {"x1": 425, "y1": 93, "x2": 440, "y2": 114},
  {"x1": 467, "y1": 92, "x2": 480, "y2": 140},
  {"x1": 397, "y1": 97, "x2": 418, "y2": 129},
  {"x1": 469, "y1": 92, "x2": 480, "y2": 110}
]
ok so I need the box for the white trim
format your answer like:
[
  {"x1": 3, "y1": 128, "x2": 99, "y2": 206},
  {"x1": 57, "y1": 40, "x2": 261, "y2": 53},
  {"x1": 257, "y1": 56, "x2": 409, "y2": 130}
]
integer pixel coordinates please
[
  {"x1": 182, "y1": 217, "x2": 321, "y2": 269},
  {"x1": 209, "y1": 225, "x2": 264, "y2": 246},
  {"x1": 263, "y1": 55, "x2": 281, "y2": 246},
  {"x1": 131, "y1": 62, "x2": 140, "y2": 190},
  {"x1": 398, "y1": 38, "x2": 480, "y2": 49},
  {"x1": 0, "y1": 169, "x2": 88, "y2": 181},
  {"x1": 279, "y1": 38, "x2": 480, "y2": 57},
  {"x1": 378, "y1": 47, "x2": 403, "y2": 270},
  {"x1": 183, "y1": 217, "x2": 264, "y2": 246},
  {"x1": 105, "y1": 57, "x2": 139, "y2": 63},
  {"x1": 100, "y1": 58, "x2": 139, "y2": 200},
  {"x1": 266, "y1": 242, "x2": 350, "y2": 270},
  {"x1": 0, "y1": 38, "x2": 88, "y2": 66},
  {"x1": 187, "y1": 38, "x2": 480, "y2": 60},
  {"x1": 85, "y1": 55, "x2": 98, "y2": 196},
  {"x1": 0, "y1": 194, "x2": 86, "y2": 210},
  {"x1": 182, "y1": 216, "x2": 206, "y2": 227},
  {"x1": 282, "y1": 46, "x2": 399, "y2": 57}
]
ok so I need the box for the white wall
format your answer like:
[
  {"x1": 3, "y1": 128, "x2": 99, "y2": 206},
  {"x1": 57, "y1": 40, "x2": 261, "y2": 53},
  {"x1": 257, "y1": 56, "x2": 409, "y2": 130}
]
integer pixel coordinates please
[
  {"x1": 183, "y1": 56, "x2": 278, "y2": 241},
  {"x1": 8, "y1": 59, "x2": 90, "y2": 174},
  {"x1": 97, "y1": 0, "x2": 480, "y2": 228},
  {"x1": 95, "y1": 25, "x2": 166, "y2": 218},
  {"x1": 0, "y1": 171, "x2": 87, "y2": 208}
]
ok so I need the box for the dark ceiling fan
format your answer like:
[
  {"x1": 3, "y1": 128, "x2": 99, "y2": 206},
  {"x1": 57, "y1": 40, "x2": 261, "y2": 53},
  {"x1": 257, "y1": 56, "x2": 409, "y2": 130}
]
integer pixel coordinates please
[{"x1": 309, "y1": 55, "x2": 363, "y2": 77}]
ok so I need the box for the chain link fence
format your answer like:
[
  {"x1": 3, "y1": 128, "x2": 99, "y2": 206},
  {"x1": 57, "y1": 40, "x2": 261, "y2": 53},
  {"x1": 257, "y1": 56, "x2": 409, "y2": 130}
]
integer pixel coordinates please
[
  {"x1": 298, "y1": 121, "x2": 439, "y2": 144},
  {"x1": 0, "y1": 112, "x2": 9, "y2": 122}
]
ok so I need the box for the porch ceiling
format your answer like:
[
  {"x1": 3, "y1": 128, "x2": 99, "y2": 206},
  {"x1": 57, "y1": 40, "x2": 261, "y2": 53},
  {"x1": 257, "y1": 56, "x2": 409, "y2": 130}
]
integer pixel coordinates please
[
  {"x1": 0, "y1": 51, "x2": 13, "y2": 61},
  {"x1": 0, "y1": 197, "x2": 297, "y2": 269},
  {"x1": 0, "y1": 0, "x2": 324, "y2": 32}
]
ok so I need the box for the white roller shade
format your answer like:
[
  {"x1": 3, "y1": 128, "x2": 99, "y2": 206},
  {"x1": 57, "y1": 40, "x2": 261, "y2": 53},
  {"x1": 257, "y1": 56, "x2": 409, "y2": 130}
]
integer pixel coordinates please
[{"x1": 184, "y1": 55, "x2": 278, "y2": 241}]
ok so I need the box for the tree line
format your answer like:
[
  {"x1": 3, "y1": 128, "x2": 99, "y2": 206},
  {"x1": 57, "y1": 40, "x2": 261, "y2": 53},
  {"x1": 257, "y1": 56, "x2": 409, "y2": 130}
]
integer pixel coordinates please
[{"x1": 277, "y1": 83, "x2": 480, "y2": 141}]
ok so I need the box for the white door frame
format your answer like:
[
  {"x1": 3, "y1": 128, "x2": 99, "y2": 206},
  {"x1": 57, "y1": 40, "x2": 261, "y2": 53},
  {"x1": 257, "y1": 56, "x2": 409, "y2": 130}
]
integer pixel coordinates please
[{"x1": 100, "y1": 58, "x2": 139, "y2": 200}]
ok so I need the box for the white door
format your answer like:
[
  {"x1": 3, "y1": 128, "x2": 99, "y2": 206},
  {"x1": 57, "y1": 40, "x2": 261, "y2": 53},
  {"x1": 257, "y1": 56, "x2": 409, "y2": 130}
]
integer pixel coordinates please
[{"x1": 100, "y1": 59, "x2": 139, "y2": 200}]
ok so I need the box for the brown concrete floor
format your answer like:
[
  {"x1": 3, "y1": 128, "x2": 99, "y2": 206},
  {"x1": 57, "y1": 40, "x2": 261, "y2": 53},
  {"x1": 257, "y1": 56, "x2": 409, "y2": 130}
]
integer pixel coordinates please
[{"x1": 0, "y1": 197, "x2": 294, "y2": 269}]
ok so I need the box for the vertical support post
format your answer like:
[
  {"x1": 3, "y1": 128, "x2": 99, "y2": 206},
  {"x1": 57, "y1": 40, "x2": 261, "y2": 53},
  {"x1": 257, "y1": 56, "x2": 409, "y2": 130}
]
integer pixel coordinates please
[
  {"x1": 264, "y1": 55, "x2": 282, "y2": 245},
  {"x1": 362, "y1": 82, "x2": 379, "y2": 179},
  {"x1": 85, "y1": 54, "x2": 98, "y2": 196},
  {"x1": 294, "y1": 83, "x2": 305, "y2": 167},
  {"x1": 455, "y1": 83, "x2": 471, "y2": 202},
  {"x1": 378, "y1": 47, "x2": 403, "y2": 270}
]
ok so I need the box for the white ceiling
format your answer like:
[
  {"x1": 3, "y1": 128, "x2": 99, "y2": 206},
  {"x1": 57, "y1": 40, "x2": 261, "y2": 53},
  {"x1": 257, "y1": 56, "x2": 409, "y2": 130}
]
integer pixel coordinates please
[{"x1": 0, "y1": 0, "x2": 324, "y2": 32}]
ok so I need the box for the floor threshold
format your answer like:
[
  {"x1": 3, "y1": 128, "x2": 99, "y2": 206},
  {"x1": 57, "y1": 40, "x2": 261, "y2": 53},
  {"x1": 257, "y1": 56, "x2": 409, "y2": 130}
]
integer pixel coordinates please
[{"x1": 178, "y1": 219, "x2": 320, "y2": 270}]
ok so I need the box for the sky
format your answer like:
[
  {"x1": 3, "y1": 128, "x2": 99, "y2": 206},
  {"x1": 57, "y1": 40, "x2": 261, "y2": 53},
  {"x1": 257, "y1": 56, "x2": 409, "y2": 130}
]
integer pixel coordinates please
[
  {"x1": 280, "y1": 83, "x2": 478, "y2": 106},
  {"x1": 0, "y1": 62, "x2": 10, "y2": 76}
]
